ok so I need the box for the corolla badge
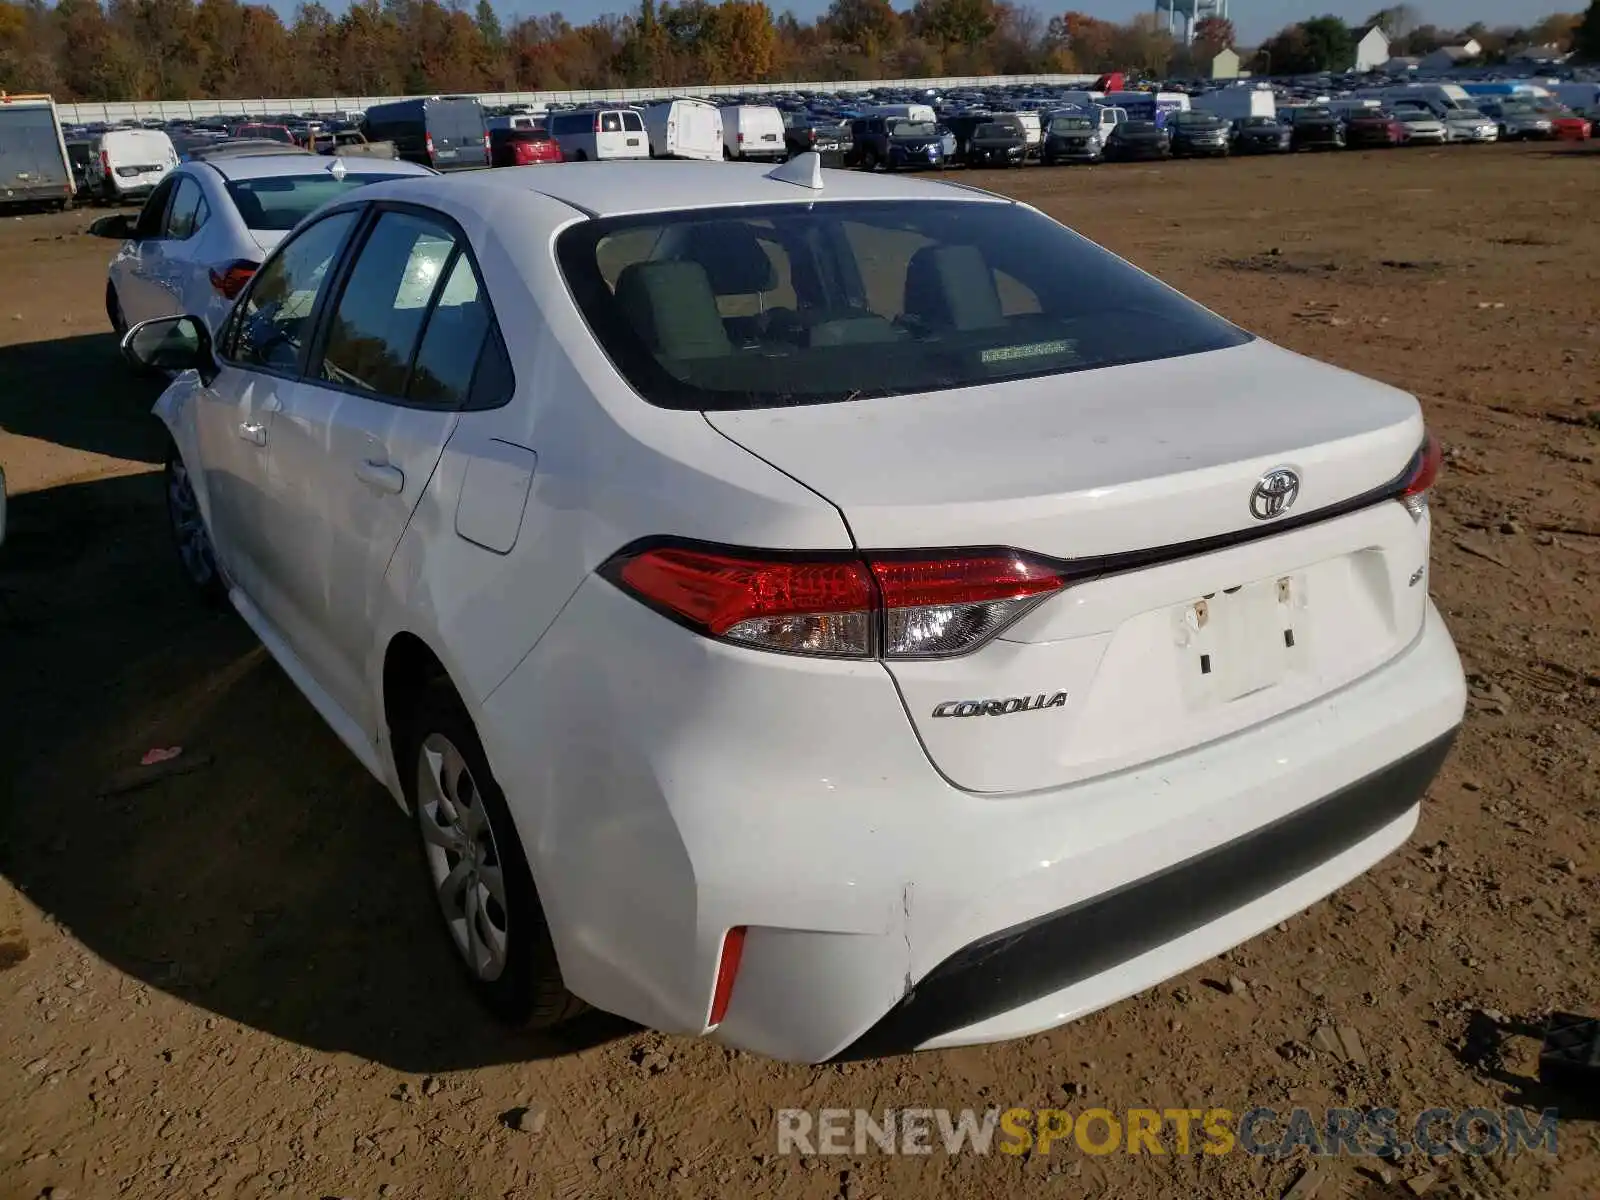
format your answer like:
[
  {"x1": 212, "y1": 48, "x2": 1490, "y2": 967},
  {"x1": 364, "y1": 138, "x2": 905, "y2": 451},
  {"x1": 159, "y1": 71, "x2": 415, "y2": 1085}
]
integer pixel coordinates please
[{"x1": 1249, "y1": 468, "x2": 1301, "y2": 521}]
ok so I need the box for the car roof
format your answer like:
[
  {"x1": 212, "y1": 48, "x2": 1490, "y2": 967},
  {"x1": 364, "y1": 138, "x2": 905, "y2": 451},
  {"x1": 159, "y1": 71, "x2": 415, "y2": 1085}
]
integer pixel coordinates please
[
  {"x1": 347, "y1": 159, "x2": 1010, "y2": 221},
  {"x1": 201, "y1": 153, "x2": 434, "y2": 182}
]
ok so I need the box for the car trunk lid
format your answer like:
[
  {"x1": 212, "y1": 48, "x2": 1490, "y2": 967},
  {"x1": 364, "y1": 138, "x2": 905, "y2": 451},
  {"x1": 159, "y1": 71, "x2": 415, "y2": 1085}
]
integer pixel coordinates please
[{"x1": 707, "y1": 338, "x2": 1433, "y2": 793}]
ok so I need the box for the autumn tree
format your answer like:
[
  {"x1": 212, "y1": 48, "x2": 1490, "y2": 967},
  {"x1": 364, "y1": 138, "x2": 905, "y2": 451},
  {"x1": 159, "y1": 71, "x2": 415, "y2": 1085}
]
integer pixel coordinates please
[
  {"x1": 1191, "y1": 14, "x2": 1234, "y2": 52},
  {"x1": 823, "y1": 0, "x2": 897, "y2": 57},
  {"x1": 1577, "y1": 0, "x2": 1600, "y2": 61},
  {"x1": 911, "y1": 0, "x2": 998, "y2": 50}
]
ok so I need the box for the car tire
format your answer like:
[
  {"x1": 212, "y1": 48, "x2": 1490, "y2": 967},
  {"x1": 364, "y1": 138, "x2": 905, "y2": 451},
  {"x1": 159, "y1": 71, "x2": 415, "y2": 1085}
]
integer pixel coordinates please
[
  {"x1": 165, "y1": 446, "x2": 226, "y2": 605},
  {"x1": 401, "y1": 682, "x2": 587, "y2": 1031}
]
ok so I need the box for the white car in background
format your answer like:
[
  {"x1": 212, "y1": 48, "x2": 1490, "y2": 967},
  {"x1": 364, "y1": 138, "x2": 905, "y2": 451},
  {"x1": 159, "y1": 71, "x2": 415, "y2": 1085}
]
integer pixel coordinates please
[
  {"x1": 124, "y1": 157, "x2": 1466, "y2": 1063},
  {"x1": 106, "y1": 148, "x2": 434, "y2": 337},
  {"x1": 1440, "y1": 108, "x2": 1499, "y2": 143}
]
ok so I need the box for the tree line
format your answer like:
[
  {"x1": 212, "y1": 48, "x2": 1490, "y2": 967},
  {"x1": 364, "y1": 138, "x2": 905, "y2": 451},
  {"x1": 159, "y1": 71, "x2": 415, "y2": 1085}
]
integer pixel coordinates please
[{"x1": 0, "y1": 0, "x2": 1594, "y2": 104}]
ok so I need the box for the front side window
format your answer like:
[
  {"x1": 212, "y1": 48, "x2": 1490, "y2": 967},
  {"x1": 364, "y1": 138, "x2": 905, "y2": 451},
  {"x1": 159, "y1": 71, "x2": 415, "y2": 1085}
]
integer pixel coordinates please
[
  {"x1": 227, "y1": 210, "x2": 358, "y2": 373},
  {"x1": 558, "y1": 201, "x2": 1250, "y2": 412}
]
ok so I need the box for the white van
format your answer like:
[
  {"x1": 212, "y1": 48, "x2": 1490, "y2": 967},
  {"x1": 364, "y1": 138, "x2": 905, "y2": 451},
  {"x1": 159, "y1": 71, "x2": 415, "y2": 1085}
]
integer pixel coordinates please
[
  {"x1": 87, "y1": 128, "x2": 177, "y2": 204},
  {"x1": 643, "y1": 99, "x2": 723, "y2": 161},
  {"x1": 547, "y1": 107, "x2": 649, "y2": 162},
  {"x1": 719, "y1": 104, "x2": 786, "y2": 161}
]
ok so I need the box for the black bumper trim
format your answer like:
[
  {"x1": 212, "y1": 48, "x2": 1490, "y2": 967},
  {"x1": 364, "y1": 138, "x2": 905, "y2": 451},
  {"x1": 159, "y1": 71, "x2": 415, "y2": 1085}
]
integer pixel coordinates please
[{"x1": 832, "y1": 728, "x2": 1458, "y2": 1061}]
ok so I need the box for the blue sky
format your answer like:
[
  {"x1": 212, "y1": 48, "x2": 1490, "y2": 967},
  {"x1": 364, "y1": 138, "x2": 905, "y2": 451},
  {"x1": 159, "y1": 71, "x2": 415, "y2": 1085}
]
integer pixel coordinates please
[{"x1": 264, "y1": 1, "x2": 1563, "y2": 44}]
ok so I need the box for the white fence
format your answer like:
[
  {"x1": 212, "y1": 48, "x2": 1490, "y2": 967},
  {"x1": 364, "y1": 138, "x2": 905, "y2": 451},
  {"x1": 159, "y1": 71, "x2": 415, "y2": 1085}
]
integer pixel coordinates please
[{"x1": 56, "y1": 75, "x2": 1100, "y2": 124}]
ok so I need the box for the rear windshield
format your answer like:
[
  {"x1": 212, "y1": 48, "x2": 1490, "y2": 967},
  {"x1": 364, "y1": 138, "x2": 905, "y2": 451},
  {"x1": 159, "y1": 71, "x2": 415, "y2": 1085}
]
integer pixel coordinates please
[
  {"x1": 557, "y1": 200, "x2": 1250, "y2": 411},
  {"x1": 224, "y1": 173, "x2": 410, "y2": 230},
  {"x1": 1050, "y1": 117, "x2": 1092, "y2": 132}
]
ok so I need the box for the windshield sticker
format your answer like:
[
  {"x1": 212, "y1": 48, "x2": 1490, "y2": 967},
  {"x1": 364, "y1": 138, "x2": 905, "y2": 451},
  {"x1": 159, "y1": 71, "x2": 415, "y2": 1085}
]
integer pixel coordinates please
[{"x1": 981, "y1": 340, "x2": 1077, "y2": 365}]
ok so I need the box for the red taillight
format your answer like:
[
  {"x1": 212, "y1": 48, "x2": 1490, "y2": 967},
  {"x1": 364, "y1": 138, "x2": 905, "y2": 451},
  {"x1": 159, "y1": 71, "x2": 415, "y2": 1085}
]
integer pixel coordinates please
[
  {"x1": 1397, "y1": 432, "x2": 1442, "y2": 520},
  {"x1": 425, "y1": 132, "x2": 435, "y2": 157},
  {"x1": 708, "y1": 926, "x2": 746, "y2": 1026},
  {"x1": 607, "y1": 545, "x2": 1065, "y2": 659},
  {"x1": 618, "y1": 547, "x2": 875, "y2": 656},
  {"x1": 593, "y1": 116, "x2": 602, "y2": 132},
  {"x1": 483, "y1": 131, "x2": 491, "y2": 154},
  {"x1": 209, "y1": 259, "x2": 258, "y2": 299},
  {"x1": 736, "y1": 132, "x2": 745, "y2": 143},
  {"x1": 100, "y1": 149, "x2": 110, "y2": 172}
]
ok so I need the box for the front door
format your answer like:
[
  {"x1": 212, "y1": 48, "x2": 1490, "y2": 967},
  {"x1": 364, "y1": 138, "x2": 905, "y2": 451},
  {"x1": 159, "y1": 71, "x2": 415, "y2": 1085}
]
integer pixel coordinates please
[{"x1": 193, "y1": 208, "x2": 361, "y2": 607}]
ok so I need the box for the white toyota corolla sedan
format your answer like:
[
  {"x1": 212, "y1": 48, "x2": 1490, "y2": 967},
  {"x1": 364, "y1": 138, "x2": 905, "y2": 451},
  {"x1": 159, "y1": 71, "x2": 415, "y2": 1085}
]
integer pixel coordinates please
[{"x1": 124, "y1": 157, "x2": 1467, "y2": 1063}]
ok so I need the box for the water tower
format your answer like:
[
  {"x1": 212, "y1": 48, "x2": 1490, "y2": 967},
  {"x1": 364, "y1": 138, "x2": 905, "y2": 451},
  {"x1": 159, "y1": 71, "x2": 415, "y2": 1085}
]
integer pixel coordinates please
[{"x1": 1155, "y1": 0, "x2": 1229, "y2": 45}]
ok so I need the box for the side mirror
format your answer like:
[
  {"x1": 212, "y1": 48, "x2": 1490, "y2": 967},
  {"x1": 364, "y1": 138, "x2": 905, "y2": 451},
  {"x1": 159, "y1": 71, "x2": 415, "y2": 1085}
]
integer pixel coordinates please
[
  {"x1": 89, "y1": 213, "x2": 136, "y2": 240},
  {"x1": 121, "y1": 315, "x2": 219, "y2": 384}
]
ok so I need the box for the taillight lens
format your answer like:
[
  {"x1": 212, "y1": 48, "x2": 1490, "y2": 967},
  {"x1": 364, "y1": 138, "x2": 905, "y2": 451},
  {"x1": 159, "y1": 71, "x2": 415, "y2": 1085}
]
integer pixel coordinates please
[
  {"x1": 872, "y1": 555, "x2": 1064, "y2": 658},
  {"x1": 425, "y1": 132, "x2": 435, "y2": 157},
  {"x1": 1396, "y1": 432, "x2": 1441, "y2": 520},
  {"x1": 209, "y1": 259, "x2": 258, "y2": 299},
  {"x1": 605, "y1": 544, "x2": 1064, "y2": 660},
  {"x1": 617, "y1": 547, "x2": 875, "y2": 657},
  {"x1": 483, "y1": 131, "x2": 491, "y2": 154}
]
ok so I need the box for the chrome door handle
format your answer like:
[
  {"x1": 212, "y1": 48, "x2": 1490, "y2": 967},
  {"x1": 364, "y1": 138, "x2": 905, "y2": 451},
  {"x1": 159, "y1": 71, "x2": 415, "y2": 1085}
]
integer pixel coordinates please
[
  {"x1": 355, "y1": 459, "x2": 404, "y2": 494},
  {"x1": 238, "y1": 421, "x2": 267, "y2": 446}
]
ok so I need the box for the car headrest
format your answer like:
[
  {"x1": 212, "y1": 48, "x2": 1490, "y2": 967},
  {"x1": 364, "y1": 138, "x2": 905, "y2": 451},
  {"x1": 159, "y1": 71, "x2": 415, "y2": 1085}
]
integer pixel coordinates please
[
  {"x1": 614, "y1": 260, "x2": 732, "y2": 361},
  {"x1": 903, "y1": 244, "x2": 1004, "y2": 332},
  {"x1": 674, "y1": 221, "x2": 778, "y2": 296}
]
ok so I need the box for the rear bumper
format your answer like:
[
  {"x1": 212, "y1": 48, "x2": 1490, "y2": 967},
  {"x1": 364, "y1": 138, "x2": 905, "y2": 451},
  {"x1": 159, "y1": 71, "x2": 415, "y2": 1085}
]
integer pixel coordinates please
[
  {"x1": 482, "y1": 582, "x2": 1465, "y2": 1062},
  {"x1": 0, "y1": 181, "x2": 70, "y2": 205},
  {"x1": 835, "y1": 726, "x2": 1455, "y2": 1059}
]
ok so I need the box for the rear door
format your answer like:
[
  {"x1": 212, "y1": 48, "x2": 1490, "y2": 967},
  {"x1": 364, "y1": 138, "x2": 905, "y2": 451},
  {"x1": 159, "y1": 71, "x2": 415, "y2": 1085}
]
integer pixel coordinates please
[
  {"x1": 257, "y1": 206, "x2": 487, "y2": 725},
  {"x1": 143, "y1": 174, "x2": 210, "y2": 318}
]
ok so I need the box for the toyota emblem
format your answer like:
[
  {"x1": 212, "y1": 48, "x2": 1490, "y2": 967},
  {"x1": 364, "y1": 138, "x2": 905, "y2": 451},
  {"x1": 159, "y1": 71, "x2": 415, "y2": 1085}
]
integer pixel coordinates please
[{"x1": 1249, "y1": 468, "x2": 1300, "y2": 520}]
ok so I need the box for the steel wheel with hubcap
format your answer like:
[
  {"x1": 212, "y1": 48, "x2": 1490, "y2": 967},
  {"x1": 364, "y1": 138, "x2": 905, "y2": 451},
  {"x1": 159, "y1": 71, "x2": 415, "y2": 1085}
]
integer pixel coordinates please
[{"x1": 404, "y1": 686, "x2": 586, "y2": 1028}]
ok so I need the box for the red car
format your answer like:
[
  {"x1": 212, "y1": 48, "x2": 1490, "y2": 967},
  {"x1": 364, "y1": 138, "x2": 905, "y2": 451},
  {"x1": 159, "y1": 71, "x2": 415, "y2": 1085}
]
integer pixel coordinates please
[
  {"x1": 490, "y1": 126, "x2": 563, "y2": 166},
  {"x1": 1548, "y1": 111, "x2": 1593, "y2": 141},
  {"x1": 1344, "y1": 111, "x2": 1406, "y2": 147}
]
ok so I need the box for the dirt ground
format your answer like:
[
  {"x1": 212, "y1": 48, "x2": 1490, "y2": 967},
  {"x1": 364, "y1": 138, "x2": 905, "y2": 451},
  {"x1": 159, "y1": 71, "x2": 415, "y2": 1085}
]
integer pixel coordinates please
[{"x1": 1, "y1": 143, "x2": 1597, "y2": 1200}]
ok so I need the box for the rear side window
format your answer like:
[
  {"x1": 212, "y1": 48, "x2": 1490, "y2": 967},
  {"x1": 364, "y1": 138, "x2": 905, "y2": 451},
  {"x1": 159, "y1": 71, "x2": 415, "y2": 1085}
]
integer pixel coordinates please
[
  {"x1": 318, "y1": 210, "x2": 457, "y2": 398},
  {"x1": 406, "y1": 254, "x2": 492, "y2": 408},
  {"x1": 600, "y1": 112, "x2": 623, "y2": 133},
  {"x1": 557, "y1": 200, "x2": 1251, "y2": 411},
  {"x1": 622, "y1": 111, "x2": 644, "y2": 132}
]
